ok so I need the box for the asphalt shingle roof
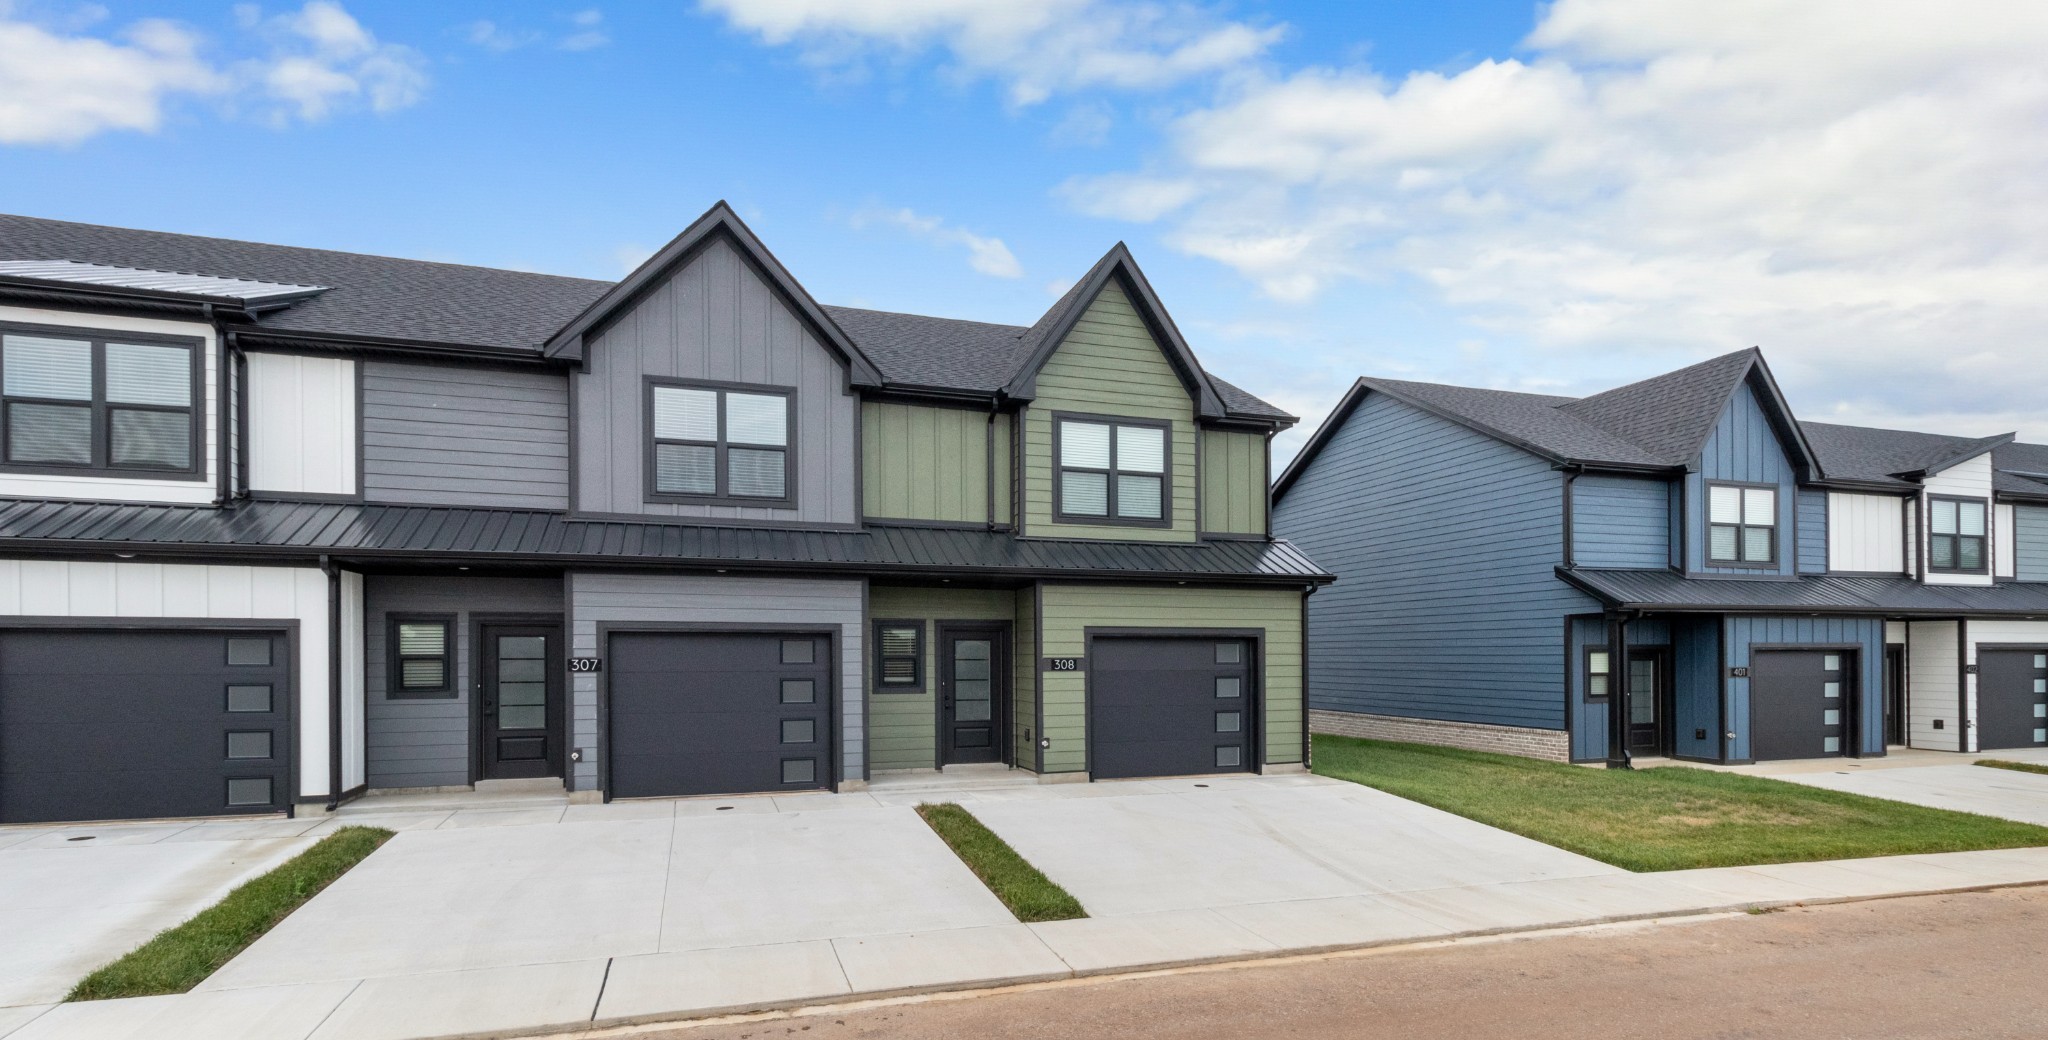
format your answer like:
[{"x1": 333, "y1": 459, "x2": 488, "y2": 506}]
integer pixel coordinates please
[
  {"x1": 1797, "y1": 422, "x2": 2005, "y2": 488},
  {"x1": 1555, "y1": 349, "x2": 1761, "y2": 465},
  {"x1": 1362, "y1": 377, "x2": 1667, "y2": 466},
  {"x1": 0, "y1": 212, "x2": 1290, "y2": 420}
]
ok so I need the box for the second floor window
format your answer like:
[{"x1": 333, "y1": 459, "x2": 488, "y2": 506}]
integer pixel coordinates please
[
  {"x1": 1, "y1": 329, "x2": 199, "y2": 476},
  {"x1": 648, "y1": 380, "x2": 792, "y2": 504},
  {"x1": 1929, "y1": 496, "x2": 1987, "y2": 573},
  {"x1": 1708, "y1": 484, "x2": 1776, "y2": 565},
  {"x1": 1057, "y1": 416, "x2": 1168, "y2": 524}
]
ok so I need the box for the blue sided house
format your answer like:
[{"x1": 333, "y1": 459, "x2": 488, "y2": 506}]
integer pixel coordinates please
[{"x1": 1274, "y1": 348, "x2": 2048, "y2": 765}]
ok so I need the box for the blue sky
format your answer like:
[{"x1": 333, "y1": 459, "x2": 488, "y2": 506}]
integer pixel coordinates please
[{"x1": 3, "y1": 1, "x2": 2043, "y2": 460}]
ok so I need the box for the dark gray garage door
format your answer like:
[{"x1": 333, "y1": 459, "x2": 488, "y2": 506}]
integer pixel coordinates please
[
  {"x1": 1977, "y1": 649, "x2": 2048, "y2": 751},
  {"x1": 1091, "y1": 636, "x2": 1253, "y2": 780},
  {"x1": 607, "y1": 631, "x2": 832, "y2": 798},
  {"x1": 0, "y1": 629, "x2": 292, "y2": 824},
  {"x1": 1749, "y1": 650, "x2": 1850, "y2": 761}
]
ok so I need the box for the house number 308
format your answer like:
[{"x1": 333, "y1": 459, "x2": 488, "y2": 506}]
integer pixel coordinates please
[{"x1": 1047, "y1": 658, "x2": 1082, "y2": 671}]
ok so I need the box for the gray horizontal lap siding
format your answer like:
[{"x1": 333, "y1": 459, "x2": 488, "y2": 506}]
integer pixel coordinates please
[
  {"x1": 1273, "y1": 392, "x2": 1598, "y2": 732},
  {"x1": 566, "y1": 572, "x2": 865, "y2": 791},
  {"x1": 363, "y1": 575, "x2": 564, "y2": 789},
  {"x1": 1572, "y1": 475, "x2": 1669, "y2": 569},
  {"x1": 362, "y1": 361, "x2": 570, "y2": 510},
  {"x1": 576, "y1": 236, "x2": 858, "y2": 523},
  {"x1": 2015, "y1": 505, "x2": 2048, "y2": 582},
  {"x1": 1797, "y1": 488, "x2": 1827, "y2": 575}
]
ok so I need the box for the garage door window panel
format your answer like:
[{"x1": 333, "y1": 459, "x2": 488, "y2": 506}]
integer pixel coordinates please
[
  {"x1": 0, "y1": 327, "x2": 200, "y2": 477},
  {"x1": 1929, "y1": 496, "x2": 1988, "y2": 573},
  {"x1": 225, "y1": 731, "x2": 273, "y2": 760},
  {"x1": 647, "y1": 379, "x2": 794, "y2": 505},
  {"x1": 389, "y1": 616, "x2": 454, "y2": 698},
  {"x1": 1055, "y1": 415, "x2": 1171, "y2": 526}
]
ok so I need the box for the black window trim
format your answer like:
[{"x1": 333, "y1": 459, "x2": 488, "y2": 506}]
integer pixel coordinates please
[
  {"x1": 1927, "y1": 493, "x2": 1990, "y2": 575},
  {"x1": 388, "y1": 613, "x2": 457, "y2": 699},
  {"x1": 872, "y1": 618, "x2": 925, "y2": 693},
  {"x1": 0, "y1": 319, "x2": 207, "y2": 481},
  {"x1": 1705, "y1": 480, "x2": 1779, "y2": 568},
  {"x1": 643, "y1": 376, "x2": 799, "y2": 507},
  {"x1": 1051, "y1": 410, "x2": 1173, "y2": 529},
  {"x1": 1584, "y1": 645, "x2": 1613, "y2": 701}
]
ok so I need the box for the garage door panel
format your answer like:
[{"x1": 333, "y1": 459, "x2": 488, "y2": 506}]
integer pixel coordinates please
[
  {"x1": 1977, "y1": 650, "x2": 2048, "y2": 751},
  {"x1": 608, "y1": 632, "x2": 831, "y2": 799},
  {"x1": 1749, "y1": 650, "x2": 1849, "y2": 762},
  {"x1": 1, "y1": 630, "x2": 290, "y2": 824},
  {"x1": 1091, "y1": 636, "x2": 1252, "y2": 780}
]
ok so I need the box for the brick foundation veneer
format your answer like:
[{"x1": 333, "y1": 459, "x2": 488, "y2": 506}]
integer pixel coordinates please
[{"x1": 1310, "y1": 710, "x2": 1570, "y2": 762}]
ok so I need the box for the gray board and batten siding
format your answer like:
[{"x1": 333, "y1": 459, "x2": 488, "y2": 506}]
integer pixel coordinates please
[
  {"x1": 574, "y1": 235, "x2": 858, "y2": 524},
  {"x1": 363, "y1": 575, "x2": 563, "y2": 790},
  {"x1": 1685, "y1": 379, "x2": 1801, "y2": 577},
  {"x1": 566, "y1": 571, "x2": 865, "y2": 792},
  {"x1": 361, "y1": 360, "x2": 570, "y2": 510},
  {"x1": 1271, "y1": 390, "x2": 1599, "y2": 733}
]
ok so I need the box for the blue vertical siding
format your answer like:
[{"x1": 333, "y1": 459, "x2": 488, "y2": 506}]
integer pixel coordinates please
[
  {"x1": 1573, "y1": 475, "x2": 1671, "y2": 568},
  {"x1": 1273, "y1": 392, "x2": 1600, "y2": 732},
  {"x1": 1569, "y1": 616, "x2": 1610, "y2": 760},
  {"x1": 1797, "y1": 488, "x2": 1828, "y2": 574},
  {"x1": 1722, "y1": 616, "x2": 1886, "y2": 761},
  {"x1": 1671, "y1": 617, "x2": 1722, "y2": 760},
  {"x1": 2015, "y1": 505, "x2": 2048, "y2": 582},
  {"x1": 1685, "y1": 380, "x2": 1801, "y2": 576}
]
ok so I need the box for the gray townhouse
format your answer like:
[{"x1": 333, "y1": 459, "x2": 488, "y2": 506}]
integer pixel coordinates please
[
  {"x1": 1274, "y1": 348, "x2": 2048, "y2": 765},
  {"x1": 0, "y1": 203, "x2": 1328, "y2": 825}
]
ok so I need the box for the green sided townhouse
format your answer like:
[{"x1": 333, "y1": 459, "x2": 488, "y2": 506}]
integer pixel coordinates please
[{"x1": 0, "y1": 203, "x2": 1327, "y2": 824}]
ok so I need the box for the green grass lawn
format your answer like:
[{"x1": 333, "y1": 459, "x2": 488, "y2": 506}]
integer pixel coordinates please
[
  {"x1": 916, "y1": 802, "x2": 1086, "y2": 922},
  {"x1": 69, "y1": 826, "x2": 393, "y2": 1001},
  {"x1": 1977, "y1": 759, "x2": 2048, "y2": 777},
  {"x1": 1313, "y1": 736, "x2": 2048, "y2": 872}
]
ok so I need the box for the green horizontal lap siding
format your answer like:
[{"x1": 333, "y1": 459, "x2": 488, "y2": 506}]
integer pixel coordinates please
[
  {"x1": 862, "y1": 402, "x2": 1003, "y2": 525},
  {"x1": 1023, "y1": 285, "x2": 1197, "y2": 543},
  {"x1": 868, "y1": 586, "x2": 1015, "y2": 771},
  {"x1": 1038, "y1": 584, "x2": 1305, "y2": 773},
  {"x1": 1015, "y1": 586, "x2": 1038, "y2": 768},
  {"x1": 1201, "y1": 429, "x2": 1266, "y2": 536}
]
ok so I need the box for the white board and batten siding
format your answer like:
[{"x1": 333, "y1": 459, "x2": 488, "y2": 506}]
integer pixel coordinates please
[
  {"x1": 1905, "y1": 620, "x2": 1962, "y2": 751},
  {"x1": 0, "y1": 560, "x2": 362, "y2": 798},
  {"x1": 0, "y1": 305, "x2": 220, "y2": 504},
  {"x1": 566, "y1": 572, "x2": 866, "y2": 790},
  {"x1": 1996, "y1": 503, "x2": 2016, "y2": 579},
  {"x1": 1826, "y1": 492, "x2": 1906, "y2": 573},
  {"x1": 247, "y1": 352, "x2": 357, "y2": 496},
  {"x1": 1921, "y1": 454, "x2": 1995, "y2": 586}
]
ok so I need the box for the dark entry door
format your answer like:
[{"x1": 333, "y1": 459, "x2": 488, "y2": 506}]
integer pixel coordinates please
[
  {"x1": 0, "y1": 629, "x2": 290, "y2": 824},
  {"x1": 1884, "y1": 645, "x2": 1906, "y2": 746},
  {"x1": 607, "y1": 631, "x2": 832, "y2": 797},
  {"x1": 940, "y1": 625, "x2": 1007, "y2": 765},
  {"x1": 1976, "y1": 649, "x2": 2048, "y2": 751},
  {"x1": 1091, "y1": 636, "x2": 1253, "y2": 779},
  {"x1": 1750, "y1": 650, "x2": 1850, "y2": 761},
  {"x1": 1626, "y1": 649, "x2": 1668, "y2": 754},
  {"x1": 477, "y1": 623, "x2": 564, "y2": 781}
]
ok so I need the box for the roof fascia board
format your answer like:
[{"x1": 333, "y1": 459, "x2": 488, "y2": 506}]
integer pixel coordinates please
[
  {"x1": 232, "y1": 328, "x2": 565, "y2": 367},
  {"x1": 1554, "y1": 566, "x2": 2048, "y2": 617},
  {"x1": 0, "y1": 280, "x2": 258, "y2": 320},
  {"x1": 1000, "y1": 247, "x2": 1226, "y2": 419},
  {"x1": 1271, "y1": 378, "x2": 1368, "y2": 500},
  {"x1": 541, "y1": 202, "x2": 884, "y2": 386},
  {"x1": 1809, "y1": 478, "x2": 1917, "y2": 494}
]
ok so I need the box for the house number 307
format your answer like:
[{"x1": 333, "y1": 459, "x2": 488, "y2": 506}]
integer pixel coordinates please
[{"x1": 568, "y1": 658, "x2": 603, "y2": 673}]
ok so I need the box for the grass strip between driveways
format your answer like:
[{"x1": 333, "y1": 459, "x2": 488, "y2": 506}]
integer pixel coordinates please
[
  {"x1": 916, "y1": 802, "x2": 1086, "y2": 923},
  {"x1": 68, "y1": 825, "x2": 394, "y2": 1001},
  {"x1": 1313, "y1": 735, "x2": 2048, "y2": 873},
  {"x1": 1977, "y1": 759, "x2": 2048, "y2": 777}
]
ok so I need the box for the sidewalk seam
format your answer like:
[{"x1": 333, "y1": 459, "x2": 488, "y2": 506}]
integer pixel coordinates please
[
  {"x1": 301, "y1": 978, "x2": 362, "y2": 1040},
  {"x1": 589, "y1": 958, "x2": 613, "y2": 1021}
]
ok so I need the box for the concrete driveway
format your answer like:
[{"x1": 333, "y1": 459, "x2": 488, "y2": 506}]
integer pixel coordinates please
[
  {"x1": 1773, "y1": 756, "x2": 2048, "y2": 826},
  {"x1": 0, "y1": 817, "x2": 317, "y2": 1009}
]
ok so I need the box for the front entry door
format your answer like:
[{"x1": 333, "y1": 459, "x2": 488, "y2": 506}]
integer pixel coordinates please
[
  {"x1": 478, "y1": 623, "x2": 564, "y2": 781},
  {"x1": 939, "y1": 625, "x2": 1007, "y2": 766},
  {"x1": 1626, "y1": 649, "x2": 1667, "y2": 755}
]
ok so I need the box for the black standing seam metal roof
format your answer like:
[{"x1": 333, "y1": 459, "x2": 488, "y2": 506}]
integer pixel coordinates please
[
  {"x1": 0, "y1": 210, "x2": 1293, "y2": 422},
  {"x1": 0, "y1": 499, "x2": 1332, "y2": 583},
  {"x1": 1561, "y1": 567, "x2": 2048, "y2": 616}
]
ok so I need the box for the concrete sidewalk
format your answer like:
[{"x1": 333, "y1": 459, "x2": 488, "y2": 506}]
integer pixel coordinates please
[{"x1": 8, "y1": 776, "x2": 2048, "y2": 1040}]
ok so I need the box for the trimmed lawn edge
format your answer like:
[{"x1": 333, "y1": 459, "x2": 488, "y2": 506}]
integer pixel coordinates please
[
  {"x1": 1313, "y1": 735, "x2": 2048, "y2": 872},
  {"x1": 916, "y1": 802, "x2": 1086, "y2": 923},
  {"x1": 68, "y1": 825, "x2": 394, "y2": 1001},
  {"x1": 1977, "y1": 759, "x2": 2048, "y2": 777}
]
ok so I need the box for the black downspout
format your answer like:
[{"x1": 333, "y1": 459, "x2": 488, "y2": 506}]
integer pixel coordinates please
[
  {"x1": 230, "y1": 335, "x2": 250, "y2": 502},
  {"x1": 321, "y1": 555, "x2": 344, "y2": 811},
  {"x1": 206, "y1": 305, "x2": 231, "y2": 506},
  {"x1": 1606, "y1": 611, "x2": 1634, "y2": 769},
  {"x1": 1561, "y1": 467, "x2": 1581, "y2": 570}
]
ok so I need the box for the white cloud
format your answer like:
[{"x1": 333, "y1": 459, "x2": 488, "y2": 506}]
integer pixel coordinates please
[
  {"x1": 0, "y1": 2, "x2": 426, "y2": 145},
  {"x1": 853, "y1": 207, "x2": 1024, "y2": 278},
  {"x1": 698, "y1": 0, "x2": 1283, "y2": 106},
  {"x1": 1068, "y1": 0, "x2": 2048, "y2": 437},
  {"x1": 561, "y1": 9, "x2": 609, "y2": 51},
  {"x1": 464, "y1": 21, "x2": 541, "y2": 53},
  {"x1": 0, "y1": 13, "x2": 225, "y2": 145},
  {"x1": 241, "y1": 2, "x2": 428, "y2": 121},
  {"x1": 461, "y1": 9, "x2": 608, "y2": 54}
]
